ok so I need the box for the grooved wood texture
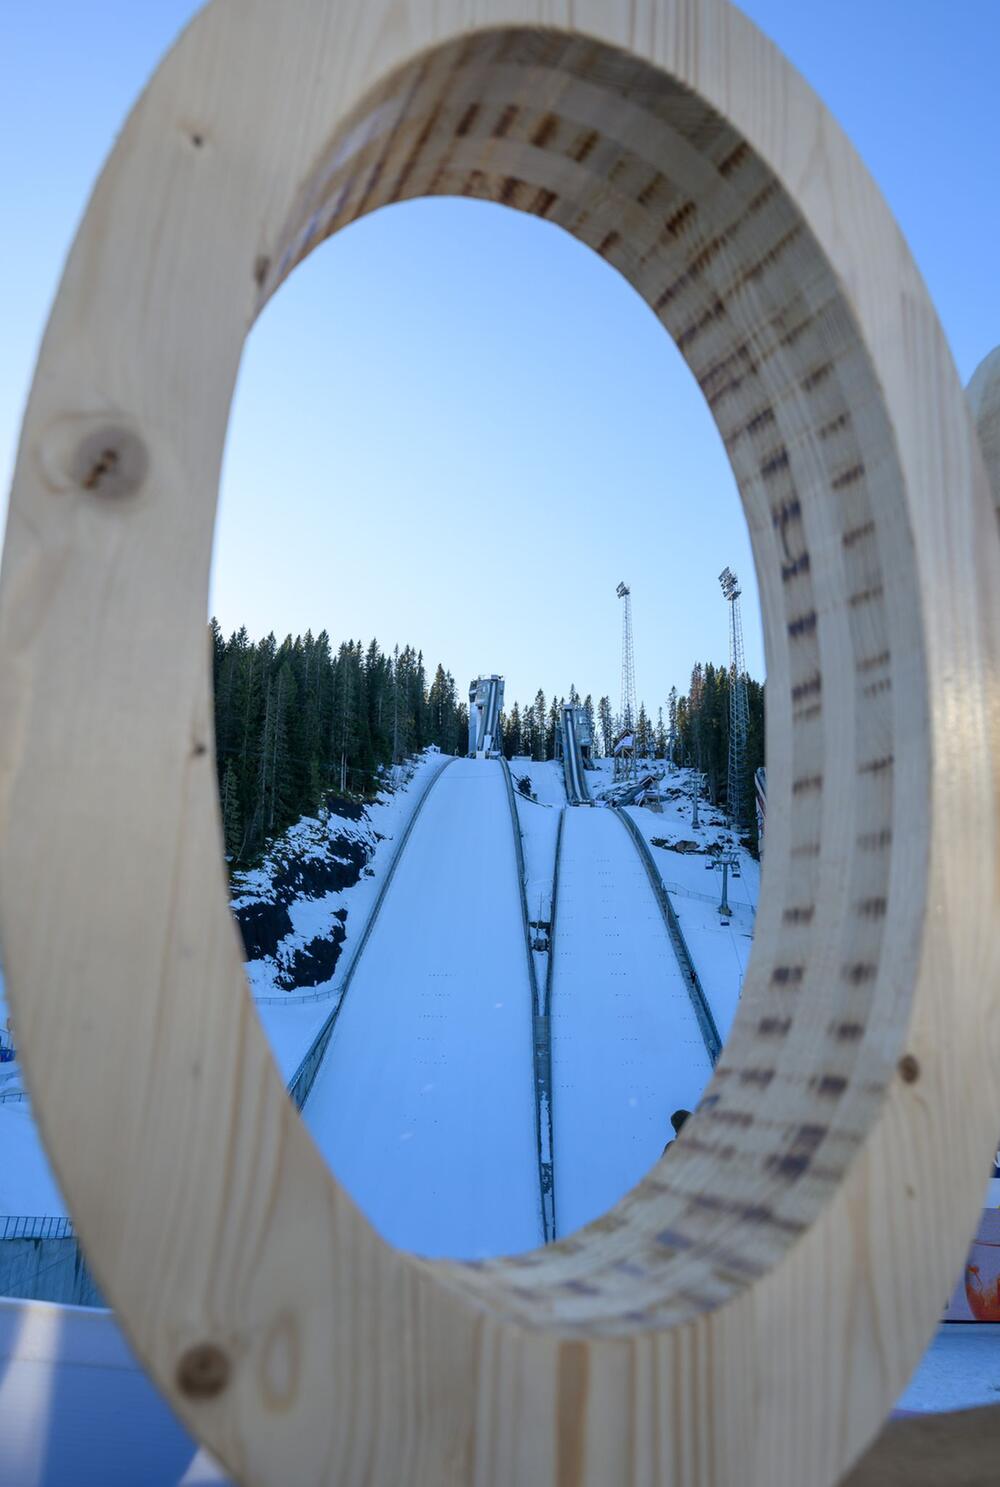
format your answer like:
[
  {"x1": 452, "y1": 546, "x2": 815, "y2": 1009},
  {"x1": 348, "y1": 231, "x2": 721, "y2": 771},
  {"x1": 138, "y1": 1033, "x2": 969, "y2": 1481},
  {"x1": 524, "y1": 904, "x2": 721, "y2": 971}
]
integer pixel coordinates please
[
  {"x1": 0, "y1": 3, "x2": 998, "y2": 1485},
  {"x1": 968, "y1": 347, "x2": 1000, "y2": 511}
]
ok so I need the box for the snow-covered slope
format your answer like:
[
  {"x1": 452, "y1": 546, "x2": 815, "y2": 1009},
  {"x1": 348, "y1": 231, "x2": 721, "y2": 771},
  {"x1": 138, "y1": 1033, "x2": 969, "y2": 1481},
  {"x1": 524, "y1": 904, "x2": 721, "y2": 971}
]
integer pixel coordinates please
[
  {"x1": 621, "y1": 772, "x2": 758, "y2": 1045},
  {"x1": 304, "y1": 757, "x2": 543, "y2": 1258},
  {"x1": 507, "y1": 757, "x2": 564, "y2": 936},
  {"x1": 0, "y1": 750, "x2": 758, "y2": 1259},
  {"x1": 551, "y1": 807, "x2": 715, "y2": 1236}
]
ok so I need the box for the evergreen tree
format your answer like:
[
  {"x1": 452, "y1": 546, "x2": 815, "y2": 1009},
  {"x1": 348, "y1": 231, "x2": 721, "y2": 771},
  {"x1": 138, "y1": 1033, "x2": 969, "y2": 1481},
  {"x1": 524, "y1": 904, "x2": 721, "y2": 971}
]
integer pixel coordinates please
[
  {"x1": 583, "y1": 694, "x2": 596, "y2": 754},
  {"x1": 597, "y1": 696, "x2": 614, "y2": 757},
  {"x1": 506, "y1": 701, "x2": 522, "y2": 759},
  {"x1": 220, "y1": 759, "x2": 241, "y2": 858},
  {"x1": 520, "y1": 701, "x2": 535, "y2": 761},
  {"x1": 546, "y1": 697, "x2": 561, "y2": 760},
  {"x1": 635, "y1": 703, "x2": 651, "y2": 761},
  {"x1": 428, "y1": 663, "x2": 461, "y2": 754},
  {"x1": 208, "y1": 618, "x2": 766, "y2": 871},
  {"x1": 676, "y1": 695, "x2": 690, "y2": 761},
  {"x1": 532, "y1": 691, "x2": 547, "y2": 762},
  {"x1": 672, "y1": 658, "x2": 764, "y2": 824},
  {"x1": 655, "y1": 706, "x2": 667, "y2": 759}
]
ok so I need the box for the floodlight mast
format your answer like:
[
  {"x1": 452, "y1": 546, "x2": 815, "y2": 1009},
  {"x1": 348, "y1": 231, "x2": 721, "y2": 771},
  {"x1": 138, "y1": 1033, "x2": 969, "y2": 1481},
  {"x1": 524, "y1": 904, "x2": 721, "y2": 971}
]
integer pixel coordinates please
[
  {"x1": 719, "y1": 567, "x2": 750, "y2": 829},
  {"x1": 719, "y1": 566, "x2": 741, "y2": 603}
]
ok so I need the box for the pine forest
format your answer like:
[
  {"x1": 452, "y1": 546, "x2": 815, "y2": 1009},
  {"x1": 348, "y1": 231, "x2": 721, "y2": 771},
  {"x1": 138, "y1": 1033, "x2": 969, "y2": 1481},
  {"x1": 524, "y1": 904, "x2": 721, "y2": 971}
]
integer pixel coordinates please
[{"x1": 210, "y1": 621, "x2": 765, "y2": 865}]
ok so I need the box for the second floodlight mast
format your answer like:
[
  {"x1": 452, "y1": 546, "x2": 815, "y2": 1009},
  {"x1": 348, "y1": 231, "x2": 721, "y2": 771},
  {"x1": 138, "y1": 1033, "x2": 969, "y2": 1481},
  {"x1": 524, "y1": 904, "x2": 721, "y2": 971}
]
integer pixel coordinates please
[
  {"x1": 614, "y1": 581, "x2": 638, "y2": 782},
  {"x1": 719, "y1": 566, "x2": 750, "y2": 830}
]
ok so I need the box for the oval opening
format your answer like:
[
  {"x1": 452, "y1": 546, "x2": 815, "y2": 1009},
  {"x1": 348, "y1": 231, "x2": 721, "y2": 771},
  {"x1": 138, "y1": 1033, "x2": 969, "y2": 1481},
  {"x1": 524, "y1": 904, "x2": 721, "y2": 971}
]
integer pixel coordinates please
[{"x1": 214, "y1": 194, "x2": 764, "y2": 1258}]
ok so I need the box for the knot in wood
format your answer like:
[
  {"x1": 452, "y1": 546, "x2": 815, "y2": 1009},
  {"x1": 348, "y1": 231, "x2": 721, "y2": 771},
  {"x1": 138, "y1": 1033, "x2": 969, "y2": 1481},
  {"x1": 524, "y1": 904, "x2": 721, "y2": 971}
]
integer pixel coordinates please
[
  {"x1": 176, "y1": 1342, "x2": 231, "y2": 1400},
  {"x1": 71, "y1": 425, "x2": 148, "y2": 499},
  {"x1": 898, "y1": 1053, "x2": 921, "y2": 1085}
]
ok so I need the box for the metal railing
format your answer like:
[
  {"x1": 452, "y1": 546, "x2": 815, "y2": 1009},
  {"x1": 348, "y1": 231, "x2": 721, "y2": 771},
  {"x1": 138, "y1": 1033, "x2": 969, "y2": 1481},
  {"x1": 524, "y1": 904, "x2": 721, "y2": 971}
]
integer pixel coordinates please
[
  {"x1": 500, "y1": 757, "x2": 556, "y2": 1243},
  {"x1": 0, "y1": 1215, "x2": 75, "y2": 1241},
  {"x1": 612, "y1": 807, "x2": 723, "y2": 1065},
  {"x1": 541, "y1": 806, "x2": 565, "y2": 1025},
  {"x1": 287, "y1": 754, "x2": 456, "y2": 1110},
  {"x1": 657, "y1": 876, "x2": 756, "y2": 915}
]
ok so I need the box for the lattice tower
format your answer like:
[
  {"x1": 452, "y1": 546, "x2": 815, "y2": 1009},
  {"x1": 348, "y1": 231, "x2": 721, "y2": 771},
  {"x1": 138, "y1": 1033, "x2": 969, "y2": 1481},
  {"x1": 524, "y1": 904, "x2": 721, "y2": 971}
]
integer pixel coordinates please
[
  {"x1": 616, "y1": 581, "x2": 638, "y2": 782},
  {"x1": 720, "y1": 567, "x2": 750, "y2": 827},
  {"x1": 616, "y1": 581, "x2": 637, "y2": 735}
]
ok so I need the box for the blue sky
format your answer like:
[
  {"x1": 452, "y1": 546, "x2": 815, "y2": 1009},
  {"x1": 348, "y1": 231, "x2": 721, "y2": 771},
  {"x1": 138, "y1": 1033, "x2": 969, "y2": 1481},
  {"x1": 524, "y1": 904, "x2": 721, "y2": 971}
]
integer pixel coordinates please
[{"x1": 2, "y1": 2, "x2": 997, "y2": 713}]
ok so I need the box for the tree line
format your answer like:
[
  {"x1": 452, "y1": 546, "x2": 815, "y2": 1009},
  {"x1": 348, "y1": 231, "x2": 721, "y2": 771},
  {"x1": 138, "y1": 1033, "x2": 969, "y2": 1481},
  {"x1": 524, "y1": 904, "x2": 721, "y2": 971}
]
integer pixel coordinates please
[
  {"x1": 211, "y1": 621, "x2": 466, "y2": 864},
  {"x1": 498, "y1": 666, "x2": 765, "y2": 840},
  {"x1": 670, "y1": 662, "x2": 766, "y2": 839},
  {"x1": 499, "y1": 687, "x2": 670, "y2": 763},
  {"x1": 210, "y1": 621, "x2": 764, "y2": 864}
]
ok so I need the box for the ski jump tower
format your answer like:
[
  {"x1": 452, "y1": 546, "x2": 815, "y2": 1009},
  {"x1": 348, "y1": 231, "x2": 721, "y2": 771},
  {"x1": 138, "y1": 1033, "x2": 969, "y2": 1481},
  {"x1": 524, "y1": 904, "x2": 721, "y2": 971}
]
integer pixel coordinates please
[
  {"x1": 614, "y1": 581, "x2": 638, "y2": 781},
  {"x1": 557, "y1": 702, "x2": 593, "y2": 803},
  {"x1": 468, "y1": 675, "x2": 504, "y2": 757},
  {"x1": 719, "y1": 566, "x2": 750, "y2": 827}
]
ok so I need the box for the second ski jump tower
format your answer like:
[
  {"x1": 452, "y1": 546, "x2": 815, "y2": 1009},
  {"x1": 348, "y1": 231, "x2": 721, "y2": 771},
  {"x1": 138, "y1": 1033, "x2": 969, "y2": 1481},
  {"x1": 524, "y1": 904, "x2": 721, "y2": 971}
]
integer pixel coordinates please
[
  {"x1": 557, "y1": 703, "x2": 593, "y2": 803},
  {"x1": 468, "y1": 674, "x2": 504, "y2": 757}
]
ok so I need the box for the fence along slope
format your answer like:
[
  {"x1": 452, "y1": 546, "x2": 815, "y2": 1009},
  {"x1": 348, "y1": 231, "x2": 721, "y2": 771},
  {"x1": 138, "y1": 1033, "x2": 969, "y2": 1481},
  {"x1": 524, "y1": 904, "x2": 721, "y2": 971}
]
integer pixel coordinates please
[{"x1": 288, "y1": 753, "x2": 454, "y2": 1107}]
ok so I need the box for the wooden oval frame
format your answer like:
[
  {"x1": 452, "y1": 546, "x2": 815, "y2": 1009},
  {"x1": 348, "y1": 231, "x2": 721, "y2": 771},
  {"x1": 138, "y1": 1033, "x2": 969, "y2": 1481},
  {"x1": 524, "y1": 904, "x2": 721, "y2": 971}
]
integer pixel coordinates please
[{"x1": 1, "y1": 2, "x2": 999, "y2": 1483}]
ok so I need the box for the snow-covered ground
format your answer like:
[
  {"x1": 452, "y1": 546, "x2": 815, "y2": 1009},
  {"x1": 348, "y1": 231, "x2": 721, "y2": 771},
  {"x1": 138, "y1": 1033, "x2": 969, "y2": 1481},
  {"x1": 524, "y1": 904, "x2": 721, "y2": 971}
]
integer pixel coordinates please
[
  {"x1": 0, "y1": 1106, "x2": 65, "y2": 1218},
  {"x1": 235, "y1": 751, "x2": 446, "y2": 1002},
  {"x1": 304, "y1": 757, "x2": 542, "y2": 1258},
  {"x1": 508, "y1": 756, "x2": 569, "y2": 808},
  {"x1": 897, "y1": 1325, "x2": 1000, "y2": 1413},
  {"x1": 0, "y1": 969, "x2": 69, "y2": 1220}
]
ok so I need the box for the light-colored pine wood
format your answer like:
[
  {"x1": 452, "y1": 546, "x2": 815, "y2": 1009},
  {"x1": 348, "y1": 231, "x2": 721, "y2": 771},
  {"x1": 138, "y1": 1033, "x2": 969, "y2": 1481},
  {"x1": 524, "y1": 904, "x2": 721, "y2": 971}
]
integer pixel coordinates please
[
  {"x1": 968, "y1": 346, "x2": 1000, "y2": 510},
  {"x1": 1, "y1": 3, "x2": 998, "y2": 1484}
]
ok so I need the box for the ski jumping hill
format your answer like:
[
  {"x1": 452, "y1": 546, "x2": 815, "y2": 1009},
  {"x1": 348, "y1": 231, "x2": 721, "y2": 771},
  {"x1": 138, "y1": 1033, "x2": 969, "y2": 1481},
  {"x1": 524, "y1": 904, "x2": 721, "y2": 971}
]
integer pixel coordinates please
[
  {"x1": 551, "y1": 805, "x2": 715, "y2": 1235},
  {"x1": 0, "y1": 746, "x2": 755, "y2": 1295},
  {"x1": 305, "y1": 756, "x2": 543, "y2": 1257}
]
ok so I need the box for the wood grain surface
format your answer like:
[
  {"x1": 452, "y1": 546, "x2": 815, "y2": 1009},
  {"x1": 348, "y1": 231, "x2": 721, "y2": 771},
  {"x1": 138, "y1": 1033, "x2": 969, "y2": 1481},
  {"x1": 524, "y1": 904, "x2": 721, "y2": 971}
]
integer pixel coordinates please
[
  {"x1": 1, "y1": 2, "x2": 998, "y2": 1484},
  {"x1": 968, "y1": 347, "x2": 1000, "y2": 509}
]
